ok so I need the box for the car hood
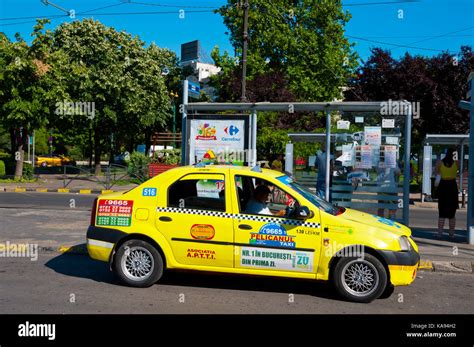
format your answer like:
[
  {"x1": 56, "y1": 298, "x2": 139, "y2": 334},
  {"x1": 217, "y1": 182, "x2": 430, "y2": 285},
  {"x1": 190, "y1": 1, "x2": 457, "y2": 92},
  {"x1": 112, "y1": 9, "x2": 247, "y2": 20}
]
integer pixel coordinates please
[{"x1": 337, "y1": 208, "x2": 411, "y2": 237}]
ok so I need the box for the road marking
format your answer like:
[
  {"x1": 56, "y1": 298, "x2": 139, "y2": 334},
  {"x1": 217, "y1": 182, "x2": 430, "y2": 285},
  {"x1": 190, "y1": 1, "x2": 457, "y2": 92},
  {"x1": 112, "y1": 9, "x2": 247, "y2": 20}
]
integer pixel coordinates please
[
  {"x1": 14, "y1": 188, "x2": 26, "y2": 192},
  {"x1": 101, "y1": 190, "x2": 114, "y2": 195},
  {"x1": 79, "y1": 189, "x2": 92, "y2": 194},
  {"x1": 57, "y1": 188, "x2": 70, "y2": 193},
  {"x1": 36, "y1": 188, "x2": 48, "y2": 193},
  {"x1": 418, "y1": 260, "x2": 433, "y2": 270}
]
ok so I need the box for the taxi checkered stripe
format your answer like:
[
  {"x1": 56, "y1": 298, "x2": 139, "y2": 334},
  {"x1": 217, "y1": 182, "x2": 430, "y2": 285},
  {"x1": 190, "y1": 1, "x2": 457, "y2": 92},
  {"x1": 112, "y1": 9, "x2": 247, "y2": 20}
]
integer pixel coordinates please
[
  {"x1": 156, "y1": 207, "x2": 320, "y2": 228},
  {"x1": 236, "y1": 214, "x2": 320, "y2": 228},
  {"x1": 156, "y1": 207, "x2": 232, "y2": 218}
]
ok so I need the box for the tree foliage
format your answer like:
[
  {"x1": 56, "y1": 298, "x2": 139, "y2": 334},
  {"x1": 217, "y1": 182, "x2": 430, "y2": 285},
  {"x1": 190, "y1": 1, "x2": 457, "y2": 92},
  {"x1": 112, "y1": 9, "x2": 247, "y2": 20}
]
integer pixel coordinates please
[
  {"x1": 0, "y1": 19, "x2": 179, "y2": 176},
  {"x1": 212, "y1": 0, "x2": 357, "y2": 160},
  {"x1": 214, "y1": 0, "x2": 357, "y2": 102},
  {"x1": 345, "y1": 47, "x2": 474, "y2": 152}
]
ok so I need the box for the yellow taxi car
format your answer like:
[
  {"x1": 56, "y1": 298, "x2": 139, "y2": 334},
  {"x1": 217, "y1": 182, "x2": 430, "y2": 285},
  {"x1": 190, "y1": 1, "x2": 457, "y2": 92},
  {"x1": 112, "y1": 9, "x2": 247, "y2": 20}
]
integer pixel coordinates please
[
  {"x1": 87, "y1": 165, "x2": 419, "y2": 303},
  {"x1": 35, "y1": 154, "x2": 75, "y2": 167}
]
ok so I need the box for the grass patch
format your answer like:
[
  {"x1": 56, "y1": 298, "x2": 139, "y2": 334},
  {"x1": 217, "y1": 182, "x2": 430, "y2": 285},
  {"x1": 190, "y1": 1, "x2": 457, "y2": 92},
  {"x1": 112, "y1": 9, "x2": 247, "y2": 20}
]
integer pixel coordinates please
[{"x1": 0, "y1": 178, "x2": 37, "y2": 183}]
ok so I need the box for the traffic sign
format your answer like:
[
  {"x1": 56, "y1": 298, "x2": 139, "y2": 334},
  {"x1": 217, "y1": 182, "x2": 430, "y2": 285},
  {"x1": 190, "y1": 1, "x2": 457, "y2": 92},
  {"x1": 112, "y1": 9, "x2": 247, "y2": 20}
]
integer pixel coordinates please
[{"x1": 188, "y1": 81, "x2": 201, "y2": 99}]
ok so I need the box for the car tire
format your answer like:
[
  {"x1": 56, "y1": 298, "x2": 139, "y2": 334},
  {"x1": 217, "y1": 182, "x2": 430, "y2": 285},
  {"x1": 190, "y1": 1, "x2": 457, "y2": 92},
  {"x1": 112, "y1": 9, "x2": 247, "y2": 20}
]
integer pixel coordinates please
[
  {"x1": 114, "y1": 239, "x2": 164, "y2": 288},
  {"x1": 332, "y1": 253, "x2": 387, "y2": 303},
  {"x1": 379, "y1": 284, "x2": 395, "y2": 299}
]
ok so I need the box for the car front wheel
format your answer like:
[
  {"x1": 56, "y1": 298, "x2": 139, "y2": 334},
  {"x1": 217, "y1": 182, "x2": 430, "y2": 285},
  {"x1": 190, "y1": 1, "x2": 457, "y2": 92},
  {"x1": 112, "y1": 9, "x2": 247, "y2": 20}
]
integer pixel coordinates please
[
  {"x1": 333, "y1": 253, "x2": 387, "y2": 303},
  {"x1": 114, "y1": 239, "x2": 164, "y2": 287}
]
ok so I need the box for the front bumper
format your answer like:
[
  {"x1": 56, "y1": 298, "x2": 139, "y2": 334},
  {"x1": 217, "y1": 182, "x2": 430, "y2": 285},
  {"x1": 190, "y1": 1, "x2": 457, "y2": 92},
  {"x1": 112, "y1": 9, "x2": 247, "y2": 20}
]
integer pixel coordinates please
[{"x1": 379, "y1": 250, "x2": 420, "y2": 286}]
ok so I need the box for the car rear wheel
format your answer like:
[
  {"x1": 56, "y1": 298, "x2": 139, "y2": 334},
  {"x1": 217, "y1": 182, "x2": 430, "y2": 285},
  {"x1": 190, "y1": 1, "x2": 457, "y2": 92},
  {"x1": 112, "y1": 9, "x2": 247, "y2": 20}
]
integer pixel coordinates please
[
  {"x1": 114, "y1": 239, "x2": 164, "y2": 287},
  {"x1": 333, "y1": 253, "x2": 387, "y2": 303}
]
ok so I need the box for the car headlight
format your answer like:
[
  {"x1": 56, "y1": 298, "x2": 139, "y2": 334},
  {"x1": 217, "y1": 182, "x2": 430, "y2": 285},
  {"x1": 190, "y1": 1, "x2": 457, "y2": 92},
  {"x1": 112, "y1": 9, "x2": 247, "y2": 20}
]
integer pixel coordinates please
[{"x1": 399, "y1": 236, "x2": 412, "y2": 251}]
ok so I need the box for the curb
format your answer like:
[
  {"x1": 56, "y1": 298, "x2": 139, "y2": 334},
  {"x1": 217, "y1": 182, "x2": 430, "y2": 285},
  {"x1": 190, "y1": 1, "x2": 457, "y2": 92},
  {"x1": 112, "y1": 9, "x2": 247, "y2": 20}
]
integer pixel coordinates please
[
  {"x1": 418, "y1": 260, "x2": 473, "y2": 273},
  {"x1": 0, "y1": 187, "x2": 116, "y2": 195}
]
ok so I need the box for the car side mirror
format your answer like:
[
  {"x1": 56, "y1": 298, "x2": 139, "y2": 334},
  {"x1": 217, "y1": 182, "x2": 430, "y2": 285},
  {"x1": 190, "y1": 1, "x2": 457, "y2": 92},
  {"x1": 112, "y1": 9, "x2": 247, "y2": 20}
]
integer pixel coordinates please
[{"x1": 295, "y1": 206, "x2": 314, "y2": 220}]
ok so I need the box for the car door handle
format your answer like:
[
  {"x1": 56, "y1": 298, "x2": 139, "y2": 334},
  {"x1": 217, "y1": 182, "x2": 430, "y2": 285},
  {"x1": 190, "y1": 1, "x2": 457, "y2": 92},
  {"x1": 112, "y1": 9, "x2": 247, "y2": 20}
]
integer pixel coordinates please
[
  {"x1": 159, "y1": 216, "x2": 172, "y2": 222},
  {"x1": 239, "y1": 224, "x2": 252, "y2": 230}
]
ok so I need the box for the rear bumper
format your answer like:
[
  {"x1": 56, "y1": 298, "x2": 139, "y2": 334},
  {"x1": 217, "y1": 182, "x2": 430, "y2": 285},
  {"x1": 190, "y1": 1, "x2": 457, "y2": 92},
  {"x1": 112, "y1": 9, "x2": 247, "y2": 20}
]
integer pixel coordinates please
[
  {"x1": 379, "y1": 250, "x2": 420, "y2": 286},
  {"x1": 86, "y1": 226, "x2": 127, "y2": 262}
]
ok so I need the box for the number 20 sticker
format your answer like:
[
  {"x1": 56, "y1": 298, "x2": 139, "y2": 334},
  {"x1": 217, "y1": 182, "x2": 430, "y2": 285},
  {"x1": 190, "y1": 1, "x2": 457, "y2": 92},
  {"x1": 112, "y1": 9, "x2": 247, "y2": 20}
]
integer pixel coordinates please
[{"x1": 142, "y1": 188, "x2": 157, "y2": 196}]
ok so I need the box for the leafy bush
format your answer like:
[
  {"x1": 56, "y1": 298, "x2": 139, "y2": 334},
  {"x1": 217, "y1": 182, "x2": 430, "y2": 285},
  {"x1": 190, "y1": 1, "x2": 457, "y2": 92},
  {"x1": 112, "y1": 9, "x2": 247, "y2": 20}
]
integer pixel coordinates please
[
  {"x1": 22, "y1": 163, "x2": 35, "y2": 180},
  {"x1": 153, "y1": 149, "x2": 181, "y2": 165},
  {"x1": 128, "y1": 151, "x2": 151, "y2": 181},
  {"x1": 0, "y1": 160, "x2": 5, "y2": 177}
]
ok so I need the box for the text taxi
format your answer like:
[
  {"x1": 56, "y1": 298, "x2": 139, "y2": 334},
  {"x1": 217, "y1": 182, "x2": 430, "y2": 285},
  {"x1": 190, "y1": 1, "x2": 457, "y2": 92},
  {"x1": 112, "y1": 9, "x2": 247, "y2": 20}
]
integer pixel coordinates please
[{"x1": 87, "y1": 165, "x2": 419, "y2": 303}]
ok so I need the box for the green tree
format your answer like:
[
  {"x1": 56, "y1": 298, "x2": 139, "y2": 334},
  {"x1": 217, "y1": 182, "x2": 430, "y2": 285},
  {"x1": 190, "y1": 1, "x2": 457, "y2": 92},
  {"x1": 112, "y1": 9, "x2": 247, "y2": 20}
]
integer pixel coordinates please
[
  {"x1": 214, "y1": 0, "x2": 357, "y2": 102},
  {"x1": 50, "y1": 19, "x2": 171, "y2": 174},
  {"x1": 0, "y1": 22, "x2": 66, "y2": 178},
  {"x1": 212, "y1": 0, "x2": 357, "y2": 158},
  {"x1": 345, "y1": 47, "x2": 474, "y2": 154}
]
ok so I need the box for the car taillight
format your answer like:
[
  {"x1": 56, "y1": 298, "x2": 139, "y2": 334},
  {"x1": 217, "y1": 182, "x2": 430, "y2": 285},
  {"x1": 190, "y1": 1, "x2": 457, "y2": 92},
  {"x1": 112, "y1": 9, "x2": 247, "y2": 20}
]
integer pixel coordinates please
[{"x1": 90, "y1": 198, "x2": 98, "y2": 226}]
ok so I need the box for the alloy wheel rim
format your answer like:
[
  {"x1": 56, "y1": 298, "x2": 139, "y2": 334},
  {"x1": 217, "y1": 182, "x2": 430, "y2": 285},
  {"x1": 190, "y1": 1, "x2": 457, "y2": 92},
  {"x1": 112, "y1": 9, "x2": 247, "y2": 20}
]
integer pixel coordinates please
[
  {"x1": 121, "y1": 246, "x2": 154, "y2": 281},
  {"x1": 341, "y1": 259, "x2": 379, "y2": 297}
]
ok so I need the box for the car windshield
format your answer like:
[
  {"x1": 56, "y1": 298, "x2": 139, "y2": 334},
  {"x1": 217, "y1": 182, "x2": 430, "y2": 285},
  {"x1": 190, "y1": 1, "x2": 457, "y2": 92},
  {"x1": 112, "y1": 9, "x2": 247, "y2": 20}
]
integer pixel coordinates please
[{"x1": 277, "y1": 175, "x2": 338, "y2": 215}]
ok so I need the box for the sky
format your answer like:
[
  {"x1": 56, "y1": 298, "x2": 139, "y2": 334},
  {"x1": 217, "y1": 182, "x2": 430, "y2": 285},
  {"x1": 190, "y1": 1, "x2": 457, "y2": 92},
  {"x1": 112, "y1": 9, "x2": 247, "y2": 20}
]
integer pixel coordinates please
[{"x1": 0, "y1": 0, "x2": 473, "y2": 63}]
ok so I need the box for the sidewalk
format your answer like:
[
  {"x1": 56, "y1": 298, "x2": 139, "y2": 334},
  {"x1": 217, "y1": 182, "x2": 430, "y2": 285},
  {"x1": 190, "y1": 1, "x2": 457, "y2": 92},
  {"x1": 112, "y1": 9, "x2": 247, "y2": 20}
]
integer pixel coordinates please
[
  {"x1": 0, "y1": 174, "x2": 137, "y2": 194},
  {"x1": 412, "y1": 229, "x2": 474, "y2": 273}
]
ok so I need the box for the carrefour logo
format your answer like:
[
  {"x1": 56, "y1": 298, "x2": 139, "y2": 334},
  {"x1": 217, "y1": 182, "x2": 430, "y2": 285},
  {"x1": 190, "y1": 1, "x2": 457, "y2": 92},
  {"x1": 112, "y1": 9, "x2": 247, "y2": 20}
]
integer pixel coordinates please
[{"x1": 224, "y1": 125, "x2": 239, "y2": 136}]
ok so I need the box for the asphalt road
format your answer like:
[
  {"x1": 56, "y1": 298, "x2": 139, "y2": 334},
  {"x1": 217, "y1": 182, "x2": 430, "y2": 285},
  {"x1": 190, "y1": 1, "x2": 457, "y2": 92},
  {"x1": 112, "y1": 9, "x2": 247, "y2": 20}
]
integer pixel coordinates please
[
  {"x1": 0, "y1": 193, "x2": 472, "y2": 314},
  {"x1": 0, "y1": 252, "x2": 472, "y2": 314},
  {"x1": 0, "y1": 192, "x2": 96, "y2": 210},
  {"x1": 0, "y1": 191, "x2": 468, "y2": 229}
]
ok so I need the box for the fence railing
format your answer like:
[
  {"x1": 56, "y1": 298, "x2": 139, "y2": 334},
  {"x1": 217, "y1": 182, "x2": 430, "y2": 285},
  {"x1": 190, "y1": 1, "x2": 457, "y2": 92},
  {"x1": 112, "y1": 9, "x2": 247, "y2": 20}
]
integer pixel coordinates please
[{"x1": 62, "y1": 164, "x2": 147, "y2": 190}]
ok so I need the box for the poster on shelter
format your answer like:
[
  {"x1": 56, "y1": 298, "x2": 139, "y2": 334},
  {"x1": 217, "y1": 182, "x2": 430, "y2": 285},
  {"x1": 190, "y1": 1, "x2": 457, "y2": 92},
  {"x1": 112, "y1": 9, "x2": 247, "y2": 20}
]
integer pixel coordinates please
[
  {"x1": 364, "y1": 126, "x2": 382, "y2": 146},
  {"x1": 189, "y1": 120, "x2": 245, "y2": 165},
  {"x1": 384, "y1": 145, "x2": 398, "y2": 168}
]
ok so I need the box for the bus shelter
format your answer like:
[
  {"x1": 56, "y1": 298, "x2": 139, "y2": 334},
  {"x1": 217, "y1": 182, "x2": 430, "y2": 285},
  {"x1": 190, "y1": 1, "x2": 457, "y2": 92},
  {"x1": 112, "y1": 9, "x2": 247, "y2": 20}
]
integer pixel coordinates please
[
  {"x1": 287, "y1": 117, "x2": 410, "y2": 226},
  {"x1": 422, "y1": 134, "x2": 469, "y2": 205},
  {"x1": 182, "y1": 89, "x2": 413, "y2": 225}
]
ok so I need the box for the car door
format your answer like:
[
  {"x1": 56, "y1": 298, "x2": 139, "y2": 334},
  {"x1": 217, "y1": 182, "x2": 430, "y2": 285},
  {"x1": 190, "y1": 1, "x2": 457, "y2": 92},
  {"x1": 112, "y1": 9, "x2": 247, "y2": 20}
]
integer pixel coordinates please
[
  {"x1": 155, "y1": 172, "x2": 234, "y2": 268},
  {"x1": 232, "y1": 173, "x2": 321, "y2": 276}
]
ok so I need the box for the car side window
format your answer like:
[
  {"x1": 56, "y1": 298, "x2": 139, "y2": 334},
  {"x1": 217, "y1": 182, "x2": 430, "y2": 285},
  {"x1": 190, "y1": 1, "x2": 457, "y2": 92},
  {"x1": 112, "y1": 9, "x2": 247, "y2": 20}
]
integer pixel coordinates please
[
  {"x1": 168, "y1": 177, "x2": 225, "y2": 212},
  {"x1": 236, "y1": 175, "x2": 299, "y2": 217}
]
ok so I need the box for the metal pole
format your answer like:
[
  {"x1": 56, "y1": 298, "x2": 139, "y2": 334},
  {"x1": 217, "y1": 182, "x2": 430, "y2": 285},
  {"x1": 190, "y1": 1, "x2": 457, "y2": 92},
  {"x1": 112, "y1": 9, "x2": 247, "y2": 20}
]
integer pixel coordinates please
[
  {"x1": 458, "y1": 72, "x2": 473, "y2": 244},
  {"x1": 32, "y1": 130, "x2": 35, "y2": 173},
  {"x1": 403, "y1": 104, "x2": 412, "y2": 226},
  {"x1": 251, "y1": 108, "x2": 257, "y2": 167},
  {"x1": 181, "y1": 80, "x2": 189, "y2": 166},
  {"x1": 27, "y1": 134, "x2": 30, "y2": 164},
  {"x1": 285, "y1": 142, "x2": 294, "y2": 174},
  {"x1": 172, "y1": 100, "x2": 176, "y2": 148},
  {"x1": 460, "y1": 142, "x2": 465, "y2": 207},
  {"x1": 422, "y1": 145, "x2": 432, "y2": 202},
  {"x1": 468, "y1": 90, "x2": 474, "y2": 244},
  {"x1": 325, "y1": 110, "x2": 331, "y2": 201},
  {"x1": 241, "y1": 0, "x2": 249, "y2": 102}
]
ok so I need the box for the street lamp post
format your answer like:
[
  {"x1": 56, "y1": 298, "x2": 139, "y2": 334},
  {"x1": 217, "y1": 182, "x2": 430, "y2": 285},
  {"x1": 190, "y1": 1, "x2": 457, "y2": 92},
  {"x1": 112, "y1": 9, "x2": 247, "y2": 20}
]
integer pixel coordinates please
[{"x1": 170, "y1": 91, "x2": 178, "y2": 148}]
